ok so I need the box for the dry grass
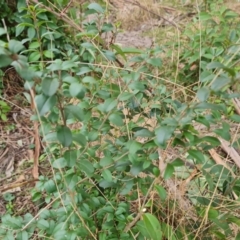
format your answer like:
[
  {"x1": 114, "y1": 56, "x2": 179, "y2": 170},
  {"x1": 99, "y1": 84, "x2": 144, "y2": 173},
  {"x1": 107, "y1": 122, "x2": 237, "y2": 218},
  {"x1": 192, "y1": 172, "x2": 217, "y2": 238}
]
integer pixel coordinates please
[
  {"x1": 225, "y1": 1, "x2": 240, "y2": 13},
  {"x1": 110, "y1": 0, "x2": 164, "y2": 30}
]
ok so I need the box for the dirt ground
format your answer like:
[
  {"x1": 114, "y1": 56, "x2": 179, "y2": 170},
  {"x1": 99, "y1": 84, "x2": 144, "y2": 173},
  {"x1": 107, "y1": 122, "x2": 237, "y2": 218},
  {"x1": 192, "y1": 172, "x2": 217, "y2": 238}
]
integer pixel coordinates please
[
  {"x1": 108, "y1": 0, "x2": 195, "y2": 48},
  {"x1": 108, "y1": 0, "x2": 240, "y2": 48}
]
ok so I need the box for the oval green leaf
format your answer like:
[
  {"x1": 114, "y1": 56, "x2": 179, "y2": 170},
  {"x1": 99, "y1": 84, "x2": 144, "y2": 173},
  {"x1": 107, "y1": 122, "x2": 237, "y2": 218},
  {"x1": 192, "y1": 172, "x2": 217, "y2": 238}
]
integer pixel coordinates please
[
  {"x1": 142, "y1": 213, "x2": 162, "y2": 240},
  {"x1": 163, "y1": 163, "x2": 174, "y2": 180},
  {"x1": 79, "y1": 159, "x2": 94, "y2": 176},
  {"x1": 155, "y1": 126, "x2": 174, "y2": 147},
  {"x1": 35, "y1": 94, "x2": 57, "y2": 116},
  {"x1": 69, "y1": 83, "x2": 86, "y2": 99},
  {"x1": 42, "y1": 78, "x2": 59, "y2": 96},
  {"x1": 88, "y1": 2, "x2": 104, "y2": 13},
  {"x1": 57, "y1": 126, "x2": 72, "y2": 147},
  {"x1": 211, "y1": 76, "x2": 230, "y2": 92},
  {"x1": 108, "y1": 113, "x2": 124, "y2": 126},
  {"x1": 197, "y1": 87, "x2": 210, "y2": 102}
]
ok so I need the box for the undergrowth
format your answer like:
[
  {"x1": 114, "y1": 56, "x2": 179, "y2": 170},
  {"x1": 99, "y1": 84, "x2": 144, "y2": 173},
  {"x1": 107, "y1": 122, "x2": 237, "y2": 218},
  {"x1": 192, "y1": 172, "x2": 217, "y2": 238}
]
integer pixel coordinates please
[{"x1": 0, "y1": 0, "x2": 240, "y2": 239}]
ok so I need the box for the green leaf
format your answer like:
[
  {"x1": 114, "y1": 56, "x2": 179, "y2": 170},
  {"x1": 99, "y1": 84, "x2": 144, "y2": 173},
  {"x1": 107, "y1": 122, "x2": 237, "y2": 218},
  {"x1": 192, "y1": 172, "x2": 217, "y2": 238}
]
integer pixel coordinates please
[
  {"x1": 43, "y1": 132, "x2": 57, "y2": 143},
  {"x1": 108, "y1": 113, "x2": 124, "y2": 126},
  {"x1": 196, "y1": 116, "x2": 210, "y2": 128},
  {"x1": 163, "y1": 163, "x2": 174, "y2": 180},
  {"x1": 88, "y1": 2, "x2": 104, "y2": 13},
  {"x1": 100, "y1": 156, "x2": 113, "y2": 167},
  {"x1": 64, "y1": 105, "x2": 84, "y2": 121},
  {"x1": 119, "y1": 179, "x2": 134, "y2": 195},
  {"x1": 29, "y1": 41, "x2": 40, "y2": 49},
  {"x1": 37, "y1": 219, "x2": 49, "y2": 230},
  {"x1": 44, "y1": 179, "x2": 57, "y2": 193},
  {"x1": 188, "y1": 149, "x2": 204, "y2": 163},
  {"x1": 102, "y1": 169, "x2": 112, "y2": 181},
  {"x1": 52, "y1": 223, "x2": 66, "y2": 239},
  {"x1": 52, "y1": 158, "x2": 67, "y2": 169},
  {"x1": 227, "y1": 215, "x2": 240, "y2": 226},
  {"x1": 76, "y1": 67, "x2": 92, "y2": 75},
  {"x1": 236, "y1": 233, "x2": 240, "y2": 240},
  {"x1": 199, "y1": 12, "x2": 212, "y2": 20},
  {"x1": 142, "y1": 213, "x2": 162, "y2": 240},
  {"x1": 88, "y1": 131, "x2": 98, "y2": 141},
  {"x1": 64, "y1": 150, "x2": 77, "y2": 167},
  {"x1": 82, "y1": 76, "x2": 97, "y2": 84},
  {"x1": 0, "y1": 28, "x2": 6, "y2": 36},
  {"x1": 211, "y1": 76, "x2": 231, "y2": 92},
  {"x1": 161, "y1": 223, "x2": 176, "y2": 240},
  {"x1": 27, "y1": 27, "x2": 36, "y2": 39},
  {"x1": 17, "y1": 0, "x2": 27, "y2": 11},
  {"x1": 16, "y1": 25, "x2": 25, "y2": 37},
  {"x1": 8, "y1": 40, "x2": 24, "y2": 53},
  {"x1": 102, "y1": 50, "x2": 115, "y2": 61},
  {"x1": 102, "y1": 23, "x2": 114, "y2": 33},
  {"x1": 214, "y1": 122, "x2": 230, "y2": 141},
  {"x1": 11, "y1": 55, "x2": 28, "y2": 71},
  {"x1": 3, "y1": 193, "x2": 15, "y2": 201},
  {"x1": 98, "y1": 98, "x2": 118, "y2": 113},
  {"x1": 195, "y1": 102, "x2": 225, "y2": 111},
  {"x1": 208, "y1": 208, "x2": 219, "y2": 220},
  {"x1": 2, "y1": 215, "x2": 22, "y2": 230},
  {"x1": 16, "y1": 231, "x2": 28, "y2": 240},
  {"x1": 115, "y1": 207, "x2": 126, "y2": 215},
  {"x1": 136, "y1": 221, "x2": 152, "y2": 239},
  {"x1": 201, "y1": 136, "x2": 220, "y2": 147},
  {"x1": 35, "y1": 94, "x2": 57, "y2": 116},
  {"x1": 171, "y1": 158, "x2": 184, "y2": 167},
  {"x1": 65, "y1": 173, "x2": 79, "y2": 190},
  {"x1": 20, "y1": 68, "x2": 36, "y2": 81},
  {"x1": 43, "y1": 50, "x2": 54, "y2": 58},
  {"x1": 130, "y1": 163, "x2": 143, "y2": 175},
  {"x1": 129, "y1": 82, "x2": 145, "y2": 91},
  {"x1": 42, "y1": 78, "x2": 59, "y2": 96},
  {"x1": 62, "y1": 76, "x2": 78, "y2": 84},
  {"x1": 195, "y1": 196, "x2": 210, "y2": 206},
  {"x1": 3, "y1": 232, "x2": 15, "y2": 240},
  {"x1": 207, "y1": 62, "x2": 225, "y2": 69},
  {"x1": 155, "y1": 185, "x2": 167, "y2": 201},
  {"x1": 0, "y1": 55, "x2": 13, "y2": 67},
  {"x1": 57, "y1": 126, "x2": 72, "y2": 147},
  {"x1": 119, "y1": 92, "x2": 134, "y2": 101},
  {"x1": 29, "y1": 51, "x2": 41, "y2": 62},
  {"x1": 127, "y1": 140, "x2": 142, "y2": 154},
  {"x1": 197, "y1": 87, "x2": 210, "y2": 102},
  {"x1": 134, "y1": 128, "x2": 154, "y2": 137},
  {"x1": 155, "y1": 126, "x2": 174, "y2": 147},
  {"x1": 121, "y1": 47, "x2": 143, "y2": 54},
  {"x1": 230, "y1": 114, "x2": 240, "y2": 123},
  {"x1": 62, "y1": 60, "x2": 77, "y2": 70},
  {"x1": 78, "y1": 159, "x2": 94, "y2": 176},
  {"x1": 72, "y1": 133, "x2": 87, "y2": 147},
  {"x1": 111, "y1": 44, "x2": 127, "y2": 61},
  {"x1": 47, "y1": 60, "x2": 62, "y2": 71},
  {"x1": 153, "y1": 167, "x2": 160, "y2": 177},
  {"x1": 99, "y1": 180, "x2": 116, "y2": 189},
  {"x1": 69, "y1": 83, "x2": 86, "y2": 99},
  {"x1": 146, "y1": 57, "x2": 162, "y2": 67}
]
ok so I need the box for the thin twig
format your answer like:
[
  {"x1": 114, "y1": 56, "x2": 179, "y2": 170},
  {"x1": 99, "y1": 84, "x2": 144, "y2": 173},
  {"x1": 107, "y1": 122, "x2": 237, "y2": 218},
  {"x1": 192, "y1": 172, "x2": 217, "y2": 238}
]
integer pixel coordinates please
[
  {"x1": 60, "y1": 0, "x2": 75, "y2": 16},
  {"x1": 1, "y1": 18, "x2": 10, "y2": 41},
  {"x1": 30, "y1": 88, "x2": 40, "y2": 180}
]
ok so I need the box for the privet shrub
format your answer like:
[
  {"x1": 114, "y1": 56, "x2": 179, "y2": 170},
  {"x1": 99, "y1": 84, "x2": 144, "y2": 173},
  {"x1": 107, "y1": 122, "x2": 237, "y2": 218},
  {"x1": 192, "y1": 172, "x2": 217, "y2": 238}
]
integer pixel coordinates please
[{"x1": 1, "y1": 1, "x2": 240, "y2": 239}]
